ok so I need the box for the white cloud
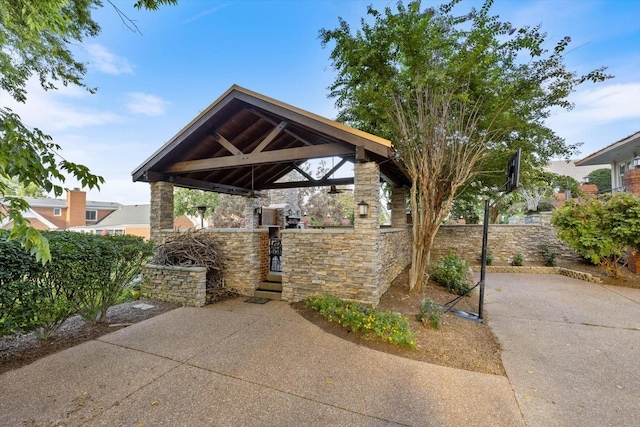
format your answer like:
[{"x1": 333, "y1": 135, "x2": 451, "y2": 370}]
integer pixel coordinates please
[
  {"x1": 0, "y1": 79, "x2": 122, "y2": 132},
  {"x1": 548, "y1": 83, "x2": 640, "y2": 128},
  {"x1": 183, "y1": 5, "x2": 226, "y2": 24},
  {"x1": 125, "y1": 92, "x2": 170, "y2": 116},
  {"x1": 85, "y1": 43, "x2": 134, "y2": 75}
]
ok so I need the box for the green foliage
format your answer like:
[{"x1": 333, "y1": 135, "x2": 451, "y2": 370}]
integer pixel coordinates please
[
  {"x1": 0, "y1": 0, "x2": 175, "y2": 263},
  {"x1": 416, "y1": 299, "x2": 444, "y2": 329},
  {"x1": 304, "y1": 294, "x2": 416, "y2": 349},
  {"x1": 320, "y1": 0, "x2": 610, "y2": 290},
  {"x1": 320, "y1": 0, "x2": 610, "y2": 189},
  {"x1": 511, "y1": 253, "x2": 524, "y2": 266},
  {"x1": 587, "y1": 168, "x2": 612, "y2": 193},
  {"x1": 451, "y1": 195, "x2": 480, "y2": 224},
  {"x1": 477, "y1": 251, "x2": 493, "y2": 266},
  {"x1": 429, "y1": 252, "x2": 472, "y2": 295},
  {"x1": 0, "y1": 231, "x2": 154, "y2": 337},
  {"x1": 539, "y1": 242, "x2": 557, "y2": 267},
  {"x1": 552, "y1": 193, "x2": 640, "y2": 277},
  {"x1": 173, "y1": 188, "x2": 220, "y2": 221}
]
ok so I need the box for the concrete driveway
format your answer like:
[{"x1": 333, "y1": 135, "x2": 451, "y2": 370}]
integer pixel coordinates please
[
  {"x1": 485, "y1": 273, "x2": 640, "y2": 427},
  {"x1": 0, "y1": 297, "x2": 522, "y2": 427}
]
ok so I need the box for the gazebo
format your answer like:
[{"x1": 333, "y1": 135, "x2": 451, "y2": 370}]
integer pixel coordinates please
[{"x1": 132, "y1": 85, "x2": 412, "y2": 306}]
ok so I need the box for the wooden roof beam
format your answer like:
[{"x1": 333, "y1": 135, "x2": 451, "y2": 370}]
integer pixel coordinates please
[
  {"x1": 164, "y1": 143, "x2": 354, "y2": 174},
  {"x1": 252, "y1": 120, "x2": 288, "y2": 153}
]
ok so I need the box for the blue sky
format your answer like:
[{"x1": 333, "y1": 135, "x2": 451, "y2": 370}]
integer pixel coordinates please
[{"x1": 2, "y1": 0, "x2": 639, "y2": 204}]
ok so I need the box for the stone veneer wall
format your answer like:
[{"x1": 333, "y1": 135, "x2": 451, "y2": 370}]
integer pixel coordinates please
[
  {"x1": 148, "y1": 228, "x2": 269, "y2": 298},
  {"x1": 281, "y1": 229, "x2": 378, "y2": 305},
  {"x1": 378, "y1": 228, "x2": 412, "y2": 296},
  {"x1": 280, "y1": 227, "x2": 411, "y2": 306},
  {"x1": 432, "y1": 224, "x2": 580, "y2": 264},
  {"x1": 142, "y1": 264, "x2": 207, "y2": 307}
]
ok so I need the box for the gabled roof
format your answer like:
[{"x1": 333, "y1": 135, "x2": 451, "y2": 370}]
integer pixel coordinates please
[
  {"x1": 576, "y1": 130, "x2": 640, "y2": 166},
  {"x1": 1, "y1": 208, "x2": 58, "y2": 230},
  {"x1": 132, "y1": 85, "x2": 410, "y2": 195},
  {"x1": 96, "y1": 204, "x2": 151, "y2": 226},
  {"x1": 19, "y1": 197, "x2": 121, "y2": 210}
]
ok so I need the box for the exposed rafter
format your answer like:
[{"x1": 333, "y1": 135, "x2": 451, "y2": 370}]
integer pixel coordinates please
[{"x1": 165, "y1": 143, "x2": 354, "y2": 174}]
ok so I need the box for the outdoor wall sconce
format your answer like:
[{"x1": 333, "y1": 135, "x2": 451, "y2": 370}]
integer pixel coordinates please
[
  {"x1": 358, "y1": 200, "x2": 369, "y2": 217},
  {"x1": 634, "y1": 155, "x2": 640, "y2": 169},
  {"x1": 583, "y1": 176, "x2": 589, "y2": 184},
  {"x1": 254, "y1": 206, "x2": 262, "y2": 215}
]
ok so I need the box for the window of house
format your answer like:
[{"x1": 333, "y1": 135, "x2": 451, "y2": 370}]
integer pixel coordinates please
[
  {"x1": 86, "y1": 210, "x2": 97, "y2": 221},
  {"x1": 53, "y1": 208, "x2": 61, "y2": 216}
]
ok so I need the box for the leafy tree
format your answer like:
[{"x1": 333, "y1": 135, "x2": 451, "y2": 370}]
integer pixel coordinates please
[
  {"x1": 587, "y1": 168, "x2": 611, "y2": 193},
  {"x1": 320, "y1": 0, "x2": 610, "y2": 290},
  {"x1": 173, "y1": 188, "x2": 220, "y2": 225},
  {"x1": 0, "y1": 0, "x2": 176, "y2": 263},
  {"x1": 0, "y1": 176, "x2": 44, "y2": 198},
  {"x1": 212, "y1": 194, "x2": 246, "y2": 228},
  {"x1": 551, "y1": 193, "x2": 640, "y2": 278}
]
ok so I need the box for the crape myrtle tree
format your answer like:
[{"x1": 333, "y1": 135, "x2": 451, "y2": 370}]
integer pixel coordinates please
[
  {"x1": 320, "y1": 0, "x2": 610, "y2": 291},
  {"x1": 0, "y1": 0, "x2": 177, "y2": 263}
]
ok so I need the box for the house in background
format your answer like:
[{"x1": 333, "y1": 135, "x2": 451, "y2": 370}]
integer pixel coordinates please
[
  {"x1": 545, "y1": 160, "x2": 609, "y2": 185},
  {"x1": 69, "y1": 204, "x2": 194, "y2": 240},
  {"x1": 1, "y1": 188, "x2": 121, "y2": 231},
  {"x1": 576, "y1": 130, "x2": 640, "y2": 194},
  {"x1": 576, "y1": 130, "x2": 640, "y2": 274}
]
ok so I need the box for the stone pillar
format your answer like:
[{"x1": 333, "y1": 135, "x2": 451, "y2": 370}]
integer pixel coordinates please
[
  {"x1": 353, "y1": 162, "x2": 380, "y2": 232},
  {"x1": 150, "y1": 181, "x2": 174, "y2": 242},
  {"x1": 244, "y1": 197, "x2": 260, "y2": 229},
  {"x1": 390, "y1": 187, "x2": 407, "y2": 228},
  {"x1": 623, "y1": 168, "x2": 640, "y2": 195}
]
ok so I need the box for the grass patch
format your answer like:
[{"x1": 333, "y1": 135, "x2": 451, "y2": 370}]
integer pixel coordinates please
[{"x1": 304, "y1": 294, "x2": 416, "y2": 349}]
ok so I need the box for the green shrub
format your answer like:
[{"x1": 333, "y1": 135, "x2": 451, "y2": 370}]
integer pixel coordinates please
[
  {"x1": 304, "y1": 294, "x2": 416, "y2": 349},
  {"x1": 429, "y1": 252, "x2": 472, "y2": 295},
  {"x1": 0, "y1": 231, "x2": 154, "y2": 338},
  {"x1": 539, "y1": 242, "x2": 557, "y2": 267},
  {"x1": 512, "y1": 253, "x2": 524, "y2": 266},
  {"x1": 552, "y1": 193, "x2": 640, "y2": 278},
  {"x1": 416, "y1": 299, "x2": 444, "y2": 329},
  {"x1": 476, "y1": 251, "x2": 493, "y2": 265}
]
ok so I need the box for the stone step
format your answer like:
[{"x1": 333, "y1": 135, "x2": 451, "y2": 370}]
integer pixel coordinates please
[
  {"x1": 258, "y1": 281, "x2": 283, "y2": 292},
  {"x1": 266, "y1": 272, "x2": 282, "y2": 283},
  {"x1": 253, "y1": 289, "x2": 282, "y2": 301}
]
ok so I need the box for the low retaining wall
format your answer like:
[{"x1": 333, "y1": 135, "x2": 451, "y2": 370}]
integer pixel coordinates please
[
  {"x1": 378, "y1": 227, "x2": 412, "y2": 296},
  {"x1": 432, "y1": 224, "x2": 580, "y2": 264},
  {"x1": 480, "y1": 266, "x2": 602, "y2": 283},
  {"x1": 152, "y1": 229, "x2": 268, "y2": 297},
  {"x1": 142, "y1": 264, "x2": 207, "y2": 306}
]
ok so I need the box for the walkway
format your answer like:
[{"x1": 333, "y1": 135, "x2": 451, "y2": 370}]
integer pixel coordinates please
[
  {"x1": 485, "y1": 273, "x2": 640, "y2": 427},
  {"x1": 0, "y1": 298, "x2": 522, "y2": 426}
]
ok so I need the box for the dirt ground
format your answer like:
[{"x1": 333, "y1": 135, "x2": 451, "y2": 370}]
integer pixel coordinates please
[
  {"x1": 295, "y1": 266, "x2": 506, "y2": 376},
  {"x1": 1, "y1": 261, "x2": 637, "y2": 377}
]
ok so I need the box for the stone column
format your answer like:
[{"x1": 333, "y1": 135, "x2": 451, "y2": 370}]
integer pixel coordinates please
[
  {"x1": 353, "y1": 162, "x2": 380, "y2": 232},
  {"x1": 390, "y1": 187, "x2": 407, "y2": 228},
  {"x1": 150, "y1": 181, "x2": 174, "y2": 243},
  {"x1": 244, "y1": 197, "x2": 260, "y2": 229}
]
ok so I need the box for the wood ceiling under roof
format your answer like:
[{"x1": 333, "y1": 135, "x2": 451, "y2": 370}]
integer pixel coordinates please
[{"x1": 132, "y1": 85, "x2": 411, "y2": 196}]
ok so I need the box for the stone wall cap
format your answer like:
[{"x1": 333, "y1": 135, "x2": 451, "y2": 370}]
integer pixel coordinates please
[
  {"x1": 379, "y1": 227, "x2": 409, "y2": 233},
  {"x1": 145, "y1": 263, "x2": 208, "y2": 272},
  {"x1": 204, "y1": 228, "x2": 268, "y2": 233},
  {"x1": 281, "y1": 228, "x2": 355, "y2": 234}
]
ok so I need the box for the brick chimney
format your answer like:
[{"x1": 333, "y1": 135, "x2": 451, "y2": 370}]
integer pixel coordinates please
[{"x1": 65, "y1": 188, "x2": 87, "y2": 228}]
